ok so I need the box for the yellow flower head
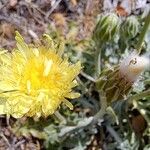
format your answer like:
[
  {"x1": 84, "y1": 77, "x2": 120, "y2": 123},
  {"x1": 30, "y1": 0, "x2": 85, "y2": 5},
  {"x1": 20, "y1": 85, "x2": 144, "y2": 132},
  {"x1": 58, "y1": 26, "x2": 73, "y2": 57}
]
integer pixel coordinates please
[{"x1": 0, "y1": 32, "x2": 81, "y2": 118}]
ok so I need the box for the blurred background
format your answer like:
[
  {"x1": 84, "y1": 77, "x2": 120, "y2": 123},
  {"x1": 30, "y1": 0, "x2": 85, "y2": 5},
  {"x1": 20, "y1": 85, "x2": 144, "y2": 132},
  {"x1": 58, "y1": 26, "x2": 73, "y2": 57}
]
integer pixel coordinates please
[{"x1": 0, "y1": 0, "x2": 150, "y2": 150}]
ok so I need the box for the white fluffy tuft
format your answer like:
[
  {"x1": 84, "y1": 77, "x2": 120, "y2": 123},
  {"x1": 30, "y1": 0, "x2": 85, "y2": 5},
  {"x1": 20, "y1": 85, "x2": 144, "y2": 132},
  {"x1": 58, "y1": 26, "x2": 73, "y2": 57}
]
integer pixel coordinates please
[{"x1": 119, "y1": 51, "x2": 149, "y2": 82}]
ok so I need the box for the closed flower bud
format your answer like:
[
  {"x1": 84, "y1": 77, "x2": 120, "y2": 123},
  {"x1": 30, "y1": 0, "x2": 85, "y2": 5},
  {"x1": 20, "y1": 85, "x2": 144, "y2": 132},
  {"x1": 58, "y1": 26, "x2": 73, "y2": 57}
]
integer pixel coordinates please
[
  {"x1": 96, "y1": 51, "x2": 149, "y2": 103},
  {"x1": 93, "y1": 13, "x2": 120, "y2": 46},
  {"x1": 121, "y1": 16, "x2": 140, "y2": 40}
]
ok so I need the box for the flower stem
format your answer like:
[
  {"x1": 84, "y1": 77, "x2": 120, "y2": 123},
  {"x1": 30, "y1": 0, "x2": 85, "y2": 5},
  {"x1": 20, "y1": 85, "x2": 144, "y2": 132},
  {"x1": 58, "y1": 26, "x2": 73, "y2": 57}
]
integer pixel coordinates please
[
  {"x1": 95, "y1": 51, "x2": 101, "y2": 78},
  {"x1": 94, "y1": 44, "x2": 107, "y2": 122},
  {"x1": 127, "y1": 89, "x2": 150, "y2": 104},
  {"x1": 95, "y1": 44, "x2": 102, "y2": 78},
  {"x1": 93, "y1": 90, "x2": 107, "y2": 123},
  {"x1": 136, "y1": 12, "x2": 150, "y2": 54},
  {"x1": 58, "y1": 91, "x2": 107, "y2": 138}
]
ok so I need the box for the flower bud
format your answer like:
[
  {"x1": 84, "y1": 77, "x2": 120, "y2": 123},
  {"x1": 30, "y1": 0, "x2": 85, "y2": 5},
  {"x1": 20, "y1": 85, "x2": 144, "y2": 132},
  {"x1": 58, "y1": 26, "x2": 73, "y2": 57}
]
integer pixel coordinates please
[
  {"x1": 93, "y1": 13, "x2": 120, "y2": 46},
  {"x1": 121, "y1": 16, "x2": 140, "y2": 40},
  {"x1": 96, "y1": 51, "x2": 149, "y2": 103}
]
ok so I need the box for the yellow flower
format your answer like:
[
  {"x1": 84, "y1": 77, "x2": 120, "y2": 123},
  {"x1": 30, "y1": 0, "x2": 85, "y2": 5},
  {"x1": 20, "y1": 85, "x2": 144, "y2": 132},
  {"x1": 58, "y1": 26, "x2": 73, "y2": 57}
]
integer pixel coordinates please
[{"x1": 0, "y1": 32, "x2": 81, "y2": 118}]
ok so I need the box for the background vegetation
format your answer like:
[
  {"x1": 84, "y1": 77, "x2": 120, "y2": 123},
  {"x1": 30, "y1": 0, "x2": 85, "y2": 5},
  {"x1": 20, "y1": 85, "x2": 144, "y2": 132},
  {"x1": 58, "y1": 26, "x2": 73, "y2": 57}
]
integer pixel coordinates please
[{"x1": 0, "y1": 0, "x2": 150, "y2": 149}]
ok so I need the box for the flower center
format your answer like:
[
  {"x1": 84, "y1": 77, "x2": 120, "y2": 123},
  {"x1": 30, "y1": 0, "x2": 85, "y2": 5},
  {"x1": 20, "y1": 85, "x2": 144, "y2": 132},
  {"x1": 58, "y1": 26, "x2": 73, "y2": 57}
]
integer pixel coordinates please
[{"x1": 20, "y1": 56, "x2": 55, "y2": 95}]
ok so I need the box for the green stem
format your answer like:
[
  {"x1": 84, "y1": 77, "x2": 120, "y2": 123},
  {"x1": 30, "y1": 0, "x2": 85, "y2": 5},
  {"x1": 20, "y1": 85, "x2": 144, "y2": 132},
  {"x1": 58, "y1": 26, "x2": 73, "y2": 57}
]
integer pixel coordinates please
[
  {"x1": 95, "y1": 52, "x2": 101, "y2": 78},
  {"x1": 93, "y1": 90, "x2": 107, "y2": 123},
  {"x1": 127, "y1": 89, "x2": 150, "y2": 104},
  {"x1": 58, "y1": 91, "x2": 107, "y2": 138},
  {"x1": 95, "y1": 44, "x2": 102, "y2": 78},
  {"x1": 136, "y1": 12, "x2": 150, "y2": 54}
]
